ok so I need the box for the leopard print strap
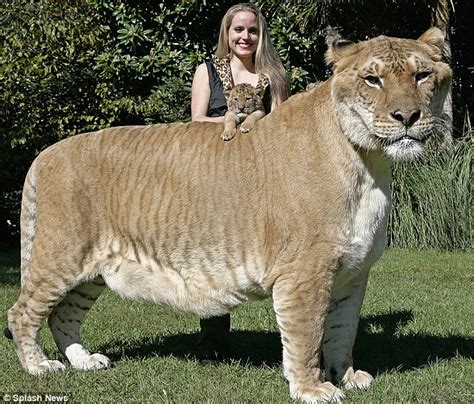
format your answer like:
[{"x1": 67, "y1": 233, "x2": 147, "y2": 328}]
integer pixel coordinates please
[
  {"x1": 212, "y1": 55, "x2": 270, "y2": 99},
  {"x1": 212, "y1": 55, "x2": 233, "y2": 93},
  {"x1": 256, "y1": 73, "x2": 270, "y2": 97}
]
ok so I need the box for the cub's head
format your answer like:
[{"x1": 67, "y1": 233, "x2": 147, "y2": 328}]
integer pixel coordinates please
[
  {"x1": 225, "y1": 83, "x2": 264, "y2": 119},
  {"x1": 326, "y1": 28, "x2": 452, "y2": 161}
]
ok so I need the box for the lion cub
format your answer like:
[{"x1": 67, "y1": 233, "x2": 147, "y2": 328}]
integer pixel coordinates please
[{"x1": 221, "y1": 83, "x2": 266, "y2": 141}]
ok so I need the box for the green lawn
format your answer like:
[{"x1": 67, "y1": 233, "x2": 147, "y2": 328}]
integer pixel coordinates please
[{"x1": 1, "y1": 249, "x2": 473, "y2": 403}]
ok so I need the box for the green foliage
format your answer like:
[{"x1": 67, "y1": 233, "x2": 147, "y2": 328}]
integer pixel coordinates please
[
  {"x1": 88, "y1": 0, "x2": 212, "y2": 125},
  {"x1": 1, "y1": 1, "x2": 106, "y2": 146},
  {"x1": 388, "y1": 133, "x2": 473, "y2": 250},
  {"x1": 262, "y1": 2, "x2": 325, "y2": 89}
]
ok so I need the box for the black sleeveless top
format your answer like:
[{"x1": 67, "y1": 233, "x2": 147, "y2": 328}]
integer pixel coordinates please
[
  {"x1": 205, "y1": 61, "x2": 228, "y2": 118},
  {"x1": 205, "y1": 61, "x2": 272, "y2": 118}
]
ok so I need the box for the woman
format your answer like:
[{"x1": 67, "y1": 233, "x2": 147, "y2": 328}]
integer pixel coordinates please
[
  {"x1": 191, "y1": 3, "x2": 288, "y2": 361},
  {"x1": 191, "y1": 3, "x2": 288, "y2": 123}
]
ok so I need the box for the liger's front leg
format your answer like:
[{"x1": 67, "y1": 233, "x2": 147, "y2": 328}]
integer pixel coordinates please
[
  {"x1": 271, "y1": 253, "x2": 345, "y2": 403},
  {"x1": 323, "y1": 267, "x2": 374, "y2": 390}
]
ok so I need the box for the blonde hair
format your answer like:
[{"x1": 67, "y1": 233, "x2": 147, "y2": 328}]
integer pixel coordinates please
[{"x1": 215, "y1": 3, "x2": 288, "y2": 104}]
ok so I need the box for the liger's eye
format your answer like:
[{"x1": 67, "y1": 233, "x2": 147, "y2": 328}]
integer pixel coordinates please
[
  {"x1": 415, "y1": 71, "x2": 431, "y2": 83},
  {"x1": 364, "y1": 75, "x2": 381, "y2": 86}
]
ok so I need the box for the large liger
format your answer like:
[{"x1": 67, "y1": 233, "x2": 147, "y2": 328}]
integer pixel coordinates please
[{"x1": 6, "y1": 28, "x2": 451, "y2": 402}]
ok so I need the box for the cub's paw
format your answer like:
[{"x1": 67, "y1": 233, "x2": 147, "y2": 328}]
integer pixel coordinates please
[
  {"x1": 342, "y1": 368, "x2": 374, "y2": 390},
  {"x1": 220, "y1": 130, "x2": 236, "y2": 141},
  {"x1": 71, "y1": 353, "x2": 112, "y2": 371},
  {"x1": 291, "y1": 381, "x2": 345, "y2": 403},
  {"x1": 239, "y1": 124, "x2": 253, "y2": 133},
  {"x1": 27, "y1": 360, "x2": 66, "y2": 376}
]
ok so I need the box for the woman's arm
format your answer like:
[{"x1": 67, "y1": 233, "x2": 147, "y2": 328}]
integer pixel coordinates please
[{"x1": 191, "y1": 63, "x2": 225, "y2": 123}]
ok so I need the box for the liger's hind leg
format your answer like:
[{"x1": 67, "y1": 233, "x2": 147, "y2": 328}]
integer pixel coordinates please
[
  {"x1": 48, "y1": 276, "x2": 111, "y2": 371},
  {"x1": 7, "y1": 273, "x2": 69, "y2": 375}
]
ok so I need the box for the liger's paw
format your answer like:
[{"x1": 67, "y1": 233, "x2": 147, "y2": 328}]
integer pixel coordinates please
[
  {"x1": 291, "y1": 381, "x2": 345, "y2": 403},
  {"x1": 342, "y1": 368, "x2": 374, "y2": 390},
  {"x1": 27, "y1": 360, "x2": 66, "y2": 376},
  {"x1": 71, "y1": 353, "x2": 112, "y2": 371}
]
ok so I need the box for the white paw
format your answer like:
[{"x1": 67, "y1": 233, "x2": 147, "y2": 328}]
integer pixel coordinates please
[
  {"x1": 342, "y1": 368, "x2": 374, "y2": 390},
  {"x1": 292, "y1": 381, "x2": 345, "y2": 403},
  {"x1": 73, "y1": 353, "x2": 112, "y2": 371},
  {"x1": 240, "y1": 125, "x2": 251, "y2": 133},
  {"x1": 27, "y1": 360, "x2": 66, "y2": 375}
]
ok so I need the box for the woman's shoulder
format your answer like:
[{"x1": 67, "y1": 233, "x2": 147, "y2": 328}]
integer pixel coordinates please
[
  {"x1": 193, "y1": 62, "x2": 211, "y2": 85},
  {"x1": 195, "y1": 62, "x2": 209, "y2": 74}
]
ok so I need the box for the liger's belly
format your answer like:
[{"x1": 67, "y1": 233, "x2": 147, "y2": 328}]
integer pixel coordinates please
[{"x1": 100, "y1": 251, "x2": 269, "y2": 317}]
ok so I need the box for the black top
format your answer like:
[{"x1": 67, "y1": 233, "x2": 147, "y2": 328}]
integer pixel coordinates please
[
  {"x1": 205, "y1": 61, "x2": 272, "y2": 118},
  {"x1": 205, "y1": 61, "x2": 228, "y2": 117}
]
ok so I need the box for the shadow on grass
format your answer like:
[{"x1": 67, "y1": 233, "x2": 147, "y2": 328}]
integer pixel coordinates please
[
  {"x1": 354, "y1": 311, "x2": 474, "y2": 374},
  {"x1": 98, "y1": 310, "x2": 473, "y2": 374}
]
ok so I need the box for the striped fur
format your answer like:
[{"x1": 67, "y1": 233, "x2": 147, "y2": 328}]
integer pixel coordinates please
[{"x1": 6, "y1": 29, "x2": 451, "y2": 402}]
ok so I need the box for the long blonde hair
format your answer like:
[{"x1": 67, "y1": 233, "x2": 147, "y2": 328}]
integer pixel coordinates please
[{"x1": 215, "y1": 3, "x2": 288, "y2": 104}]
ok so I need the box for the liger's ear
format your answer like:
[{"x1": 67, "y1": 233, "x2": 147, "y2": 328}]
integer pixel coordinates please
[
  {"x1": 324, "y1": 30, "x2": 358, "y2": 67},
  {"x1": 417, "y1": 27, "x2": 446, "y2": 61}
]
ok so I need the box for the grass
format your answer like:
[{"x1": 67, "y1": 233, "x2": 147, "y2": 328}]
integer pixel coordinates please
[
  {"x1": 389, "y1": 133, "x2": 473, "y2": 250},
  {"x1": 0, "y1": 248, "x2": 473, "y2": 403}
]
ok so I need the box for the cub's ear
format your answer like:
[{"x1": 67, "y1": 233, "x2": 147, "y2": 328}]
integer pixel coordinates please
[
  {"x1": 418, "y1": 27, "x2": 446, "y2": 61},
  {"x1": 224, "y1": 88, "x2": 232, "y2": 98},
  {"x1": 324, "y1": 31, "x2": 358, "y2": 67}
]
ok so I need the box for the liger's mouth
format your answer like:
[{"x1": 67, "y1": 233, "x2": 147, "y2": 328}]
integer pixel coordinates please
[
  {"x1": 396, "y1": 135, "x2": 421, "y2": 143},
  {"x1": 377, "y1": 133, "x2": 426, "y2": 146}
]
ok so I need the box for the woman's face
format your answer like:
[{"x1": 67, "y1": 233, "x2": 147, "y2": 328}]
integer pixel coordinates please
[{"x1": 228, "y1": 11, "x2": 259, "y2": 59}]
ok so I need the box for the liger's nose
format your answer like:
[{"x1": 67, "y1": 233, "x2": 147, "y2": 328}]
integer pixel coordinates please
[{"x1": 390, "y1": 109, "x2": 421, "y2": 128}]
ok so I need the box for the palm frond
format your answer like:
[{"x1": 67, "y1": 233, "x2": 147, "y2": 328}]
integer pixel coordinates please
[{"x1": 258, "y1": 0, "x2": 449, "y2": 29}]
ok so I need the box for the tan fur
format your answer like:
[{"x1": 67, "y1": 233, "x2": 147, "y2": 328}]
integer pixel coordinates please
[
  {"x1": 221, "y1": 83, "x2": 266, "y2": 141},
  {"x1": 7, "y1": 28, "x2": 451, "y2": 402}
]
